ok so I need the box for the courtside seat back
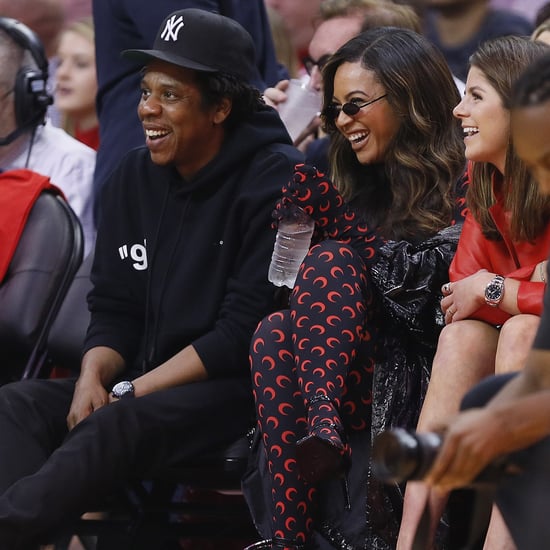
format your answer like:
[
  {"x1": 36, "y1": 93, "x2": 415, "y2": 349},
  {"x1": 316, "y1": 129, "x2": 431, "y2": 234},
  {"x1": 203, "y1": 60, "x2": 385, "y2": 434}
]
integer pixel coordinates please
[{"x1": 0, "y1": 192, "x2": 83, "y2": 382}]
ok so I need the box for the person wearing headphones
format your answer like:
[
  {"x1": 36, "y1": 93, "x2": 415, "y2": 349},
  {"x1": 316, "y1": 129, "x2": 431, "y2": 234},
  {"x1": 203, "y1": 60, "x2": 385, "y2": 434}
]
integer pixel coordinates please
[{"x1": 0, "y1": 17, "x2": 96, "y2": 255}]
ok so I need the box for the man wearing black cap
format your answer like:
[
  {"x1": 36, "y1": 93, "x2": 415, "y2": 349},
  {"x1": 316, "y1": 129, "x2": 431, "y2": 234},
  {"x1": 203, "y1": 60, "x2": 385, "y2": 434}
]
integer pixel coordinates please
[
  {"x1": 0, "y1": 8, "x2": 301, "y2": 548},
  {"x1": 92, "y1": 0, "x2": 287, "y2": 225}
]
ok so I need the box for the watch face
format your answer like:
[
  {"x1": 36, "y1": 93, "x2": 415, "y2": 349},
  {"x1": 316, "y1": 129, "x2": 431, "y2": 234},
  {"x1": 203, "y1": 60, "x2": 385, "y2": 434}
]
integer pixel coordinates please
[
  {"x1": 112, "y1": 380, "x2": 134, "y2": 398},
  {"x1": 486, "y1": 283, "x2": 502, "y2": 301},
  {"x1": 485, "y1": 276, "x2": 504, "y2": 306}
]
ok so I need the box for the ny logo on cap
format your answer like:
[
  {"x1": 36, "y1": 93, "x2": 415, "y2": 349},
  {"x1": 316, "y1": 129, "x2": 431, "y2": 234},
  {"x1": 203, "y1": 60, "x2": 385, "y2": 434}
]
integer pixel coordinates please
[{"x1": 160, "y1": 14, "x2": 184, "y2": 42}]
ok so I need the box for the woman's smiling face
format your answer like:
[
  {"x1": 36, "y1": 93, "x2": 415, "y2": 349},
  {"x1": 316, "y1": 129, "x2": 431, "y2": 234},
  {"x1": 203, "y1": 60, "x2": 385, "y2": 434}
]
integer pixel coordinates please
[
  {"x1": 332, "y1": 61, "x2": 400, "y2": 165},
  {"x1": 453, "y1": 66, "x2": 510, "y2": 174}
]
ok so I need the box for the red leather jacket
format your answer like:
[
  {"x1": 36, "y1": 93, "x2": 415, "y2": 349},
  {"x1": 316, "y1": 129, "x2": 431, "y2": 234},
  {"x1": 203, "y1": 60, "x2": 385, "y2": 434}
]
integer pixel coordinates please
[{"x1": 449, "y1": 172, "x2": 550, "y2": 326}]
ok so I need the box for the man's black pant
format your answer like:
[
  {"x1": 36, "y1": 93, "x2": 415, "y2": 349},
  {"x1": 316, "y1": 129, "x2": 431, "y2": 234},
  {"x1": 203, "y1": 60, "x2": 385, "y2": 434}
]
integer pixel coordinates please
[{"x1": 0, "y1": 376, "x2": 253, "y2": 549}]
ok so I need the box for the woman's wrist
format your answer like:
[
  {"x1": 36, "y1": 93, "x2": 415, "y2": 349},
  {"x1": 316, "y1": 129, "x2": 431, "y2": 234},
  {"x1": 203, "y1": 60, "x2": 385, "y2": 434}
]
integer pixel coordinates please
[{"x1": 484, "y1": 273, "x2": 506, "y2": 307}]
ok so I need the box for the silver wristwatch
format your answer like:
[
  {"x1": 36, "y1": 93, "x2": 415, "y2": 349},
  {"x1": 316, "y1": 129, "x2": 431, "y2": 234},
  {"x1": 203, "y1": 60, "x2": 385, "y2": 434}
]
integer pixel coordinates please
[
  {"x1": 484, "y1": 275, "x2": 505, "y2": 307},
  {"x1": 111, "y1": 380, "x2": 135, "y2": 399}
]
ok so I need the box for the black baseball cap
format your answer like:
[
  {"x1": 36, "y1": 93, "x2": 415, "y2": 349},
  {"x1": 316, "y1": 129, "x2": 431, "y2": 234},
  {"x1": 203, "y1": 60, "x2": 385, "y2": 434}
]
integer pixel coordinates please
[{"x1": 122, "y1": 8, "x2": 256, "y2": 81}]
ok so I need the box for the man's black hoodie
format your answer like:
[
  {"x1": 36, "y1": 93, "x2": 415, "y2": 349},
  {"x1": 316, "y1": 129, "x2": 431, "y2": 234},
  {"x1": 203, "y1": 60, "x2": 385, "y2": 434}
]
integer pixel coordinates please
[{"x1": 84, "y1": 106, "x2": 303, "y2": 378}]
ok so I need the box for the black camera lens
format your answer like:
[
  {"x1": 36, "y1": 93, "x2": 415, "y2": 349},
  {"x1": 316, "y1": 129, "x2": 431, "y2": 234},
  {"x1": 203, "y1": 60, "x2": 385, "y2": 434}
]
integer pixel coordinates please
[{"x1": 372, "y1": 428, "x2": 443, "y2": 483}]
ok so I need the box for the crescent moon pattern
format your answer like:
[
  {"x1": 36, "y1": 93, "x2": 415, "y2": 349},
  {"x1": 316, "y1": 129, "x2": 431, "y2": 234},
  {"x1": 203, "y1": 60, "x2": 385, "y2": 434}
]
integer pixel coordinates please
[{"x1": 249, "y1": 239, "x2": 377, "y2": 543}]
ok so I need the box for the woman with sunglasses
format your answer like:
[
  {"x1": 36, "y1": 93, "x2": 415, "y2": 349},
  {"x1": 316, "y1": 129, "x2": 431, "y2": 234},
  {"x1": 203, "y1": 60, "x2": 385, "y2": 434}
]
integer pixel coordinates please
[{"x1": 245, "y1": 27, "x2": 465, "y2": 550}]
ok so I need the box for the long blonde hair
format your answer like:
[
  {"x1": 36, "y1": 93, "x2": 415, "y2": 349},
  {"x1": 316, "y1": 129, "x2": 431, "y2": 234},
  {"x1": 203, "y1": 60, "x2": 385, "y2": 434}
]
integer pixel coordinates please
[{"x1": 58, "y1": 17, "x2": 96, "y2": 137}]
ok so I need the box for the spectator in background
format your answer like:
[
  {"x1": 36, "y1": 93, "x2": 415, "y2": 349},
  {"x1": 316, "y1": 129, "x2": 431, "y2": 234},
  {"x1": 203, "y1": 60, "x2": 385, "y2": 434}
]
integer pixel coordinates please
[
  {"x1": 0, "y1": 17, "x2": 95, "y2": 255},
  {"x1": 0, "y1": 0, "x2": 66, "y2": 126},
  {"x1": 92, "y1": 0, "x2": 283, "y2": 224},
  {"x1": 264, "y1": 0, "x2": 323, "y2": 75},
  {"x1": 266, "y1": 4, "x2": 301, "y2": 79},
  {"x1": 55, "y1": 17, "x2": 99, "y2": 150},
  {"x1": 423, "y1": 0, "x2": 533, "y2": 82},
  {"x1": 307, "y1": 0, "x2": 421, "y2": 94}
]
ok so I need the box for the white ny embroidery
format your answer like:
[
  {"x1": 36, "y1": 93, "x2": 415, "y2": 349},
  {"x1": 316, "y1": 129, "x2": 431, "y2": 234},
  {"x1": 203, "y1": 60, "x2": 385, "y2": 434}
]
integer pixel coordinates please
[{"x1": 160, "y1": 15, "x2": 184, "y2": 42}]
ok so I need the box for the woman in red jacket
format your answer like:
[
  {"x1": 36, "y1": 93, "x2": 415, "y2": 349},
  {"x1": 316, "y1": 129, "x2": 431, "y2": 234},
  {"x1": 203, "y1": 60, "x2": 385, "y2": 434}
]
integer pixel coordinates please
[{"x1": 398, "y1": 36, "x2": 550, "y2": 550}]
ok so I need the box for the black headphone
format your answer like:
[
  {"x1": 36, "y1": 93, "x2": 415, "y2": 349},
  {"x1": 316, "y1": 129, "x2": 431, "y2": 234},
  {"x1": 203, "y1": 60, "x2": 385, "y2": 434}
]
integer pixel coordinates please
[{"x1": 0, "y1": 17, "x2": 52, "y2": 134}]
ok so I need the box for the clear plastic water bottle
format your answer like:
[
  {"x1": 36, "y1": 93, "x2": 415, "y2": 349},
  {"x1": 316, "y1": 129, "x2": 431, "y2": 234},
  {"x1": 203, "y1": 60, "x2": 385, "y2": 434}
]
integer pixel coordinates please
[{"x1": 268, "y1": 205, "x2": 315, "y2": 288}]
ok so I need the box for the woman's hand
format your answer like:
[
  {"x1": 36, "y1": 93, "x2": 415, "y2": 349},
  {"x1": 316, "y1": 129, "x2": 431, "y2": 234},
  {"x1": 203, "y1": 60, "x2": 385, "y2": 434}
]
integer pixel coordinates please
[
  {"x1": 440, "y1": 269, "x2": 494, "y2": 324},
  {"x1": 278, "y1": 164, "x2": 344, "y2": 230}
]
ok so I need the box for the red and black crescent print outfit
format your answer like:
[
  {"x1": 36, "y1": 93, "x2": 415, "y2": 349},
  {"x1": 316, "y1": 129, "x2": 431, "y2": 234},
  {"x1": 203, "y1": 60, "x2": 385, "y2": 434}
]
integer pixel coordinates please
[
  {"x1": 252, "y1": 239, "x2": 375, "y2": 545},
  {"x1": 249, "y1": 164, "x2": 465, "y2": 548},
  {"x1": 251, "y1": 165, "x2": 384, "y2": 544}
]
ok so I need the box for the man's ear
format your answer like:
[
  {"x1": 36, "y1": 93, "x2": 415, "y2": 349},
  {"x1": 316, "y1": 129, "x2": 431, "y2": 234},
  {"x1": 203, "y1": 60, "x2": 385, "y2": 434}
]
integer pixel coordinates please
[{"x1": 213, "y1": 97, "x2": 232, "y2": 124}]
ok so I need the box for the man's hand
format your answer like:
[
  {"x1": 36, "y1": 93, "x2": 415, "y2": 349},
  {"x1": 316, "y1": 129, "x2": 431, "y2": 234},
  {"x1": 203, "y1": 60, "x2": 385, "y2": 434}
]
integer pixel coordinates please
[
  {"x1": 66, "y1": 346, "x2": 125, "y2": 430},
  {"x1": 424, "y1": 408, "x2": 508, "y2": 491},
  {"x1": 67, "y1": 367, "x2": 110, "y2": 430}
]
